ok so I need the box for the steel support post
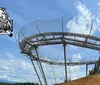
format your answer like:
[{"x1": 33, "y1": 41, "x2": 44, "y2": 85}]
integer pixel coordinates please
[
  {"x1": 35, "y1": 48, "x2": 48, "y2": 85},
  {"x1": 30, "y1": 58, "x2": 42, "y2": 85},
  {"x1": 63, "y1": 43, "x2": 67, "y2": 82},
  {"x1": 86, "y1": 64, "x2": 88, "y2": 76}
]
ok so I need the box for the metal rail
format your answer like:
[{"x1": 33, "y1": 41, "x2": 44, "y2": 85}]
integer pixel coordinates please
[
  {"x1": 19, "y1": 31, "x2": 100, "y2": 85},
  {"x1": 20, "y1": 32, "x2": 100, "y2": 53},
  {"x1": 19, "y1": 32, "x2": 100, "y2": 65},
  {"x1": 28, "y1": 54, "x2": 98, "y2": 66}
]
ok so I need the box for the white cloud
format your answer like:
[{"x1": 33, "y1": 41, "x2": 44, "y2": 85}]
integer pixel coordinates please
[
  {"x1": 72, "y1": 53, "x2": 81, "y2": 62},
  {"x1": 0, "y1": 75, "x2": 9, "y2": 79},
  {"x1": 67, "y1": 53, "x2": 86, "y2": 81},
  {"x1": 65, "y1": 2, "x2": 100, "y2": 82},
  {"x1": 67, "y1": 53, "x2": 82, "y2": 74},
  {"x1": 0, "y1": 51, "x2": 87, "y2": 85},
  {"x1": 66, "y1": 1, "x2": 100, "y2": 35},
  {"x1": 98, "y1": 2, "x2": 100, "y2": 6},
  {"x1": 0, "y1": 52, "x2": 39, "y2": 83},
  {"x1": 5, "y1": 52, "x2": 15, "y2": 59},
  {"x1": 65, "y1": 1, "x2": 100, "y2": 82}
]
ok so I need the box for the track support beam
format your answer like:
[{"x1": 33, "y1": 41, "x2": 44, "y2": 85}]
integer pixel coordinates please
[
  {"x1": 35, "y1": 48, "x2": 48, "y2": 85},
  {"x1": 63, "y1": 43, "x2": 67, "y2": 82},
  {"x1": 30, "y1": 58, "x2": 42, "y2": 85},
  {"x1": 86, "y1": 64, "x2": 88, "y2": 76}
]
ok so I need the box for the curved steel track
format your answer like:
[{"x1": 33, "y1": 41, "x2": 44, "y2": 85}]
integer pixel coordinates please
[{"x1": 19, "y1": 32, "x2": 100, "y2": 65}]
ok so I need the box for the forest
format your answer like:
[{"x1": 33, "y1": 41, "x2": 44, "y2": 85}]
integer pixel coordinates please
[{"x1": 0, "y1": 82, "x2": 39, "y2": 85}]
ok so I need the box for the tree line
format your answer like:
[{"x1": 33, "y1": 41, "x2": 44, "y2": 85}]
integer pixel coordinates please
[{"x1": 0, "y1": 82, "x2": 39, "y2": 85}]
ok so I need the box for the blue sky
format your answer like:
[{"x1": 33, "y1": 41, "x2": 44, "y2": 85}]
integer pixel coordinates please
[{"x1": 0, "y1": 0, "x2": 100, "y2": 85}]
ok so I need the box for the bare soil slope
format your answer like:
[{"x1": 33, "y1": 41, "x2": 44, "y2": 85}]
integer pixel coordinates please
[{"x1": 56, "y1": 73, "x2": 100, "y2": 85}]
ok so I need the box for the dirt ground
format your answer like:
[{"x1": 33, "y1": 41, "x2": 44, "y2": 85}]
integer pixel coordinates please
[{"x1": 56, "y1": 73, "x2": 100, "y2": 85}]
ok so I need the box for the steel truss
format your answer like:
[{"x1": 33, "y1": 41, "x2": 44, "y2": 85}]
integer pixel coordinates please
[{"x1": 19, "y1": 32, "x2": 100, "y2": 85}]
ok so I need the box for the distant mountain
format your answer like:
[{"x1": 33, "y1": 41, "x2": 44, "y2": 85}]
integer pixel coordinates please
[
  {"x1": 0, "y1": 79, "x2": 39, "y2": 85},
  {"x1": 0, "y1": 79, "x2": 13, "y2": 83}
]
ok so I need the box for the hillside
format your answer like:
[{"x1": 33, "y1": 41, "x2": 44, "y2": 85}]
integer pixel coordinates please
[{"x1": 57, "y1": 73, "x2": 100, "y2": 85}]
